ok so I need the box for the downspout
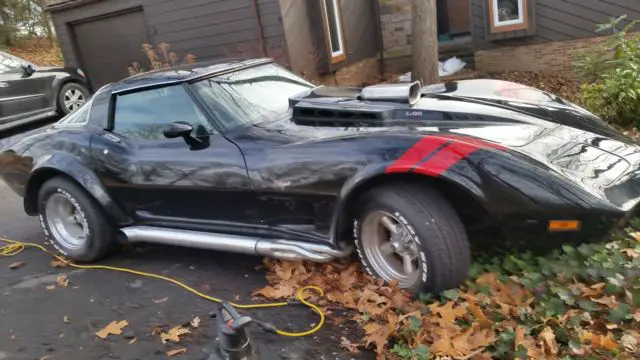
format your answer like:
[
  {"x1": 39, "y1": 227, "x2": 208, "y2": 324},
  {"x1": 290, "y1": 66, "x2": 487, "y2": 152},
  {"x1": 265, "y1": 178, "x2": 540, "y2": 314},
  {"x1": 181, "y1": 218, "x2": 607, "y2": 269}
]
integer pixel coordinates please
[{"x1": 251, "y1": 0, "x2": 268, "y2": 57}]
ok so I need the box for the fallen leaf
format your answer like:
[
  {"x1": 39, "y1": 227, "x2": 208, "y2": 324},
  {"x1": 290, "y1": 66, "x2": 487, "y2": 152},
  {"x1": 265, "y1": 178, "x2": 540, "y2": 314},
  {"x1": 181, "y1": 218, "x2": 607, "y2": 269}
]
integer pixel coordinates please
[
  {"x1": 161, "y1": 325, "x2": 191, "y2": 344},
  {"x1": 338, "y1": 263, "x2": 359, "y2": 291},
  {"x1": 577, "y1": 282, "x2": 606, "y2": 297},
  {"x1": 153, "y1": 297, "x2": 168, "y2": 304},
  {"x1": 515, "y1": 326, "x2": 526, "y2": 351},
  {"x1": 428, "y1": 301, "x2": 465, "y2": 327},
  {"x1": 166, "y1": 348, "x2": 187, "y2": 356},
  {"x1": 466, "y1": 327, "x2": 497, "y2": 350},
  {"x1": 46, "y1": 285, "x2": 55, "y2": 290},
  {"x1": 363, "y1": 321, "x2": 395, "y2": 355},
  {"x1": 40, "y1": 356, "x2": 52, "y2": 360},
  {"x1": 467, "y1": 301, "x2": 493, "y2": 329},
  {"x1": 621, "y1": 334, "x2": 638, "y2": 352},
  {"x1": 190, "y1": 317, "x2": 200, "y2": 328},
  {"x1": 539, "y1": 326, "x2": 559, "y2": 355},
  {"x1": 8, "y1": 261, "x2": 25, "y2": 269},
  {"x1": 63, "y1": 316, "x2": 70, "y2": 324},
  {"x1": 96, "y1": 320, "x2": 129, "y2": 339},
  {"x1": 592, "y1": 296, "x2": 618, "y2": 308},
  {"x1": 151, "y1": 325, "x2": 163, "y2": 335},
  {"x1": 340, "y1": 336, "x2": 360, "y2": 353},
  {"x1": 128, "y1": 338, "x2": 137, "y2": 345},
  {"x1": 581, "y1": 331, "x2": 618, "y2": 351},
  {"x1": 56, "y1": 275, "x2": 69, "y2": 287},
  {"x1": 621, "y1": 248, "x2": 639, "y2": 258},
  {"x1": 634, "y1": 310, "x2": 640, "y2": 322},
  {"x1": 252, "y1": 283, "x2": 296, "y2": 299},
  {"x1": 630, "y1": 232, "x2": 640, "y2": 242},
  {"x1": 601, "y1": 334, "x2": 618, "y2": 351},
  {"x1": 50, "y1": 259, "x2": 67, "y2": 268}
]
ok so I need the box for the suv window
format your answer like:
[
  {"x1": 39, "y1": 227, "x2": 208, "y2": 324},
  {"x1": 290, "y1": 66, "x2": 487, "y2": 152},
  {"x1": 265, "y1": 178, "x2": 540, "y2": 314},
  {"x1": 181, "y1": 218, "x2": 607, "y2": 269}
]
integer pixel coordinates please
[
  {"x1": 112, "y1": 85, "x2": 216, "y2": 140},
  {"x1": 0, "y1": 53, "x2": 23, "y2": 74}
]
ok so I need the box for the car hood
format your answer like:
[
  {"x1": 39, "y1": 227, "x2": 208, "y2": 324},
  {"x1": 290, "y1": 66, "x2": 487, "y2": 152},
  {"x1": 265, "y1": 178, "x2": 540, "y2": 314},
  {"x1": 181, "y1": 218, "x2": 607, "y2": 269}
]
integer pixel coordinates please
[{"x1": 281, "y1": 79, "x2": 640, "y2": 210}]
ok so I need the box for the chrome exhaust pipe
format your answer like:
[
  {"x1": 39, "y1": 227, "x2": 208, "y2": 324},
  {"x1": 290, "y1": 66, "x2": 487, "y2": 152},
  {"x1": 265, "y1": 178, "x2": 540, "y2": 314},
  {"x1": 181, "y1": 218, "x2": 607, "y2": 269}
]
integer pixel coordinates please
[{"x1": 120, "y1": 226, "x2": 352, "y2": 262}]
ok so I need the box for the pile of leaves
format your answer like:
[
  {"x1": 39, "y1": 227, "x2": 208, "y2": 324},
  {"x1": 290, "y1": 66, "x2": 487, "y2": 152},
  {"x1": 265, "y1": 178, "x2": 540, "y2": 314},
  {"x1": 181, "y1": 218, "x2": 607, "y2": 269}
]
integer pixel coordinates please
[
  {"x1": 6, "y1": 38, "x2": 63, "y2": 67},
  {"x1": 254, "y1": 227, "x2": 640, "y2": 359}
]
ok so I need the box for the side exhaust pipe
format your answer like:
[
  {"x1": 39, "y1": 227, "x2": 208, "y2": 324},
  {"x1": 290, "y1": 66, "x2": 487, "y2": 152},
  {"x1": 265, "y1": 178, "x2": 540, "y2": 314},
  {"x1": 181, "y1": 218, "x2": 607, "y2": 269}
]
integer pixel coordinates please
[{"x1": 120, "y1": 226, "x2": 352, "y2": 262}]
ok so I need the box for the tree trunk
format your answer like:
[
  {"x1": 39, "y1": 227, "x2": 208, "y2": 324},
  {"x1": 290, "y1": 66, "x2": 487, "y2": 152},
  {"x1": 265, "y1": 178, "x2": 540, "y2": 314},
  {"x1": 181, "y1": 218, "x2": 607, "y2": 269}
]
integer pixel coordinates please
[
  {"x1": 411, "y1": 0, "x2": 439, "y2": 85},
  {"x1": 37, "y1": 0, "x2": 55, "y2": 46},
  {"x1": 0, "y1": 1, "x2": 16, "y2": 47}
]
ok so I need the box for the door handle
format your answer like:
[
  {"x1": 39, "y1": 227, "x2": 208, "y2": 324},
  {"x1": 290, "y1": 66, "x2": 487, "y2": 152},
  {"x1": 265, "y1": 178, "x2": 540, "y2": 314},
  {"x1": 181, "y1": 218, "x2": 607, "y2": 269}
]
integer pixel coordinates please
[
  {"x1": 0, "y1": 82, "x2": 8, "y2": 88},
  {"x1": 102, "y1": 133, "x2": 121, "y2": 143}
]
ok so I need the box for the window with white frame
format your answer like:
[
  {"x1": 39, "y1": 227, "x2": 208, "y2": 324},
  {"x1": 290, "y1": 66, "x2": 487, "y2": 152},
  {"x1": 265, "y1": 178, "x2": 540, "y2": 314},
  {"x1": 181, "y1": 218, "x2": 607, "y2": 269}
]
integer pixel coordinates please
[
  {"x1": 489, "y1": 0, "x2": 529, "y2": 33},
  {"x1": 321, "y1": 0, "x2": 346, "y2": 63}
]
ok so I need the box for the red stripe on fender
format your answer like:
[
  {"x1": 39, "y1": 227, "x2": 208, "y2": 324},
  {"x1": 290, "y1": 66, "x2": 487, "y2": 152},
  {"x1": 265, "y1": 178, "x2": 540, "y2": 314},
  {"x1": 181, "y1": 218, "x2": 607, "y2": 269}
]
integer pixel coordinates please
[
  {"x1": 414, "y1": 142, "x2": 479, "y2": 176},
  {"x1": 385, "y1": 137, "x2": 450, "y2": 174}
]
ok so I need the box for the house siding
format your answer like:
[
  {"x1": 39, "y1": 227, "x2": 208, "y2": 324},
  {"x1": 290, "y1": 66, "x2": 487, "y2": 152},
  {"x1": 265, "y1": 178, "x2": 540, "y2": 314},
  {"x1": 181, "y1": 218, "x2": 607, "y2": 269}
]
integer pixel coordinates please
[
  {"x1": 279, "y1": 0, "x2": 380, "y2": 79},
  {"x1": 49, "y1": 0, "x2": 286, "y2": 71},
  {"x1": 472, "y1": 0, "x2": 640, "y2": 50}
]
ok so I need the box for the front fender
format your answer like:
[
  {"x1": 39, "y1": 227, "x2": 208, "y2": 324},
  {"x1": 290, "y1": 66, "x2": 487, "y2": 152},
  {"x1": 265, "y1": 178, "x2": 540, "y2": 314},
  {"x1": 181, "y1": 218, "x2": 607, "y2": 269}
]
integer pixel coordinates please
[
  {"x1": 328, "y1": 160, "x2": 490, "y2": 245},
  {"x1": 25, "y1": 152, "x2": 131, "y2": 225}
]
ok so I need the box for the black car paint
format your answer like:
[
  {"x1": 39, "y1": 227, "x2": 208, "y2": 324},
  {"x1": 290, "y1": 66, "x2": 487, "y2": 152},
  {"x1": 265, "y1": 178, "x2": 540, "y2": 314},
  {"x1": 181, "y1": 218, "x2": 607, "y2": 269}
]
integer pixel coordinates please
[
  {"x1": 0, "y1": 51, "x2": 89, "y2": 131},
  {"x1": 1, "y1": 60, "x2": 639, "y2": 253}
]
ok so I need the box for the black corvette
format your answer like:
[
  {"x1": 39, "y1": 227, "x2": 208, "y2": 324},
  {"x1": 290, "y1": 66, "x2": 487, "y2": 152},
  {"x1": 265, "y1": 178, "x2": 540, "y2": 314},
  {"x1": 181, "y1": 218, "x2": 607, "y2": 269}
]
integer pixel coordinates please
[{"x1": 1, "y1": 58, "x2": 639, "y2": 292}]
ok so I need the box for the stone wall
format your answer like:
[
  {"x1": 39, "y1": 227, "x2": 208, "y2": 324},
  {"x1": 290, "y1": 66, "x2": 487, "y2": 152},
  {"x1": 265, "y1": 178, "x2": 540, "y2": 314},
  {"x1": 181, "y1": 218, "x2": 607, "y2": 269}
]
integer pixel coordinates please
[{"x1": 378, "y1": 0, "x2": 412, "y2": 58}]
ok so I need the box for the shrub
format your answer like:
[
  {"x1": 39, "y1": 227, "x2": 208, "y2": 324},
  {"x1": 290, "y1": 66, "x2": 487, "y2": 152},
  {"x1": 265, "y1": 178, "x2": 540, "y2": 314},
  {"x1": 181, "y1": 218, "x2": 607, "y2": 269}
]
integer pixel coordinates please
[
  {"x1": 127, "y1": 42, "x2": 196, "y2": 76},
  {"x1": 574, "y1": 15, "x2": 640, "y2": 127}
]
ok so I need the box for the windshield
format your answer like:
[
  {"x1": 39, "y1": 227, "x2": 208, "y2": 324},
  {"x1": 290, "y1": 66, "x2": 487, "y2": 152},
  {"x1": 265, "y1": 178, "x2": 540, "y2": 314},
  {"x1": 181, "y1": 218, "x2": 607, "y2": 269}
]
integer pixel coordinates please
[{"x1": 192, "y1": 63, "x2": 314, "y2": 129}]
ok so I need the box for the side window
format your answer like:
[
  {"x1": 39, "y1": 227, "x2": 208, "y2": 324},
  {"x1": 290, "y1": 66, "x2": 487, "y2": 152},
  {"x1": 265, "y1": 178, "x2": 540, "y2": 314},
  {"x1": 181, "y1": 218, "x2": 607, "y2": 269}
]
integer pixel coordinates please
[
  {"x1": 0, "y1": 54, "x2": 23, "y2": 74},
  {"x1": 112, "y1": 85, "x2": 216, "y2": 140}
]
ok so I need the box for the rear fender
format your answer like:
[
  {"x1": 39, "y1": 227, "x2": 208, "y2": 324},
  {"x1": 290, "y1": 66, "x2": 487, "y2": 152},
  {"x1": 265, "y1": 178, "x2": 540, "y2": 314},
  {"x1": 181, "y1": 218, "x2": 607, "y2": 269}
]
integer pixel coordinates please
[{"x1": 24, "y1": 152, "x2": 131, "y2": 225}]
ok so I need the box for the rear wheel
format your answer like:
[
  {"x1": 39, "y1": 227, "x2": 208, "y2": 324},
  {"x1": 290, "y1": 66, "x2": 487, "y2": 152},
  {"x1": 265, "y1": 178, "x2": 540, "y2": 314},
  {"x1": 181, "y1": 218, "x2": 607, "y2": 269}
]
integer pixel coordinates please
[
  {"x1": 57, "y1": 83, "x2": 89, "y2": 115},
  {"x1": 353, "y1": 184, "x2": 471, "y2": 293},
  {"x1": 38, "y1": 177, "x2": 115, "y2": 262}
]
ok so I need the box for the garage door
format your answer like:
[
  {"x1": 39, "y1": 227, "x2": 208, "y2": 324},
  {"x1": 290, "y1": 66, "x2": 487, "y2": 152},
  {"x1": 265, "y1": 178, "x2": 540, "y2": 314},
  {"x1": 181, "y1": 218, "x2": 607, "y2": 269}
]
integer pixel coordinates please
[{"x1": 73, "y1": 9, "x2": 150, "y2": 89}]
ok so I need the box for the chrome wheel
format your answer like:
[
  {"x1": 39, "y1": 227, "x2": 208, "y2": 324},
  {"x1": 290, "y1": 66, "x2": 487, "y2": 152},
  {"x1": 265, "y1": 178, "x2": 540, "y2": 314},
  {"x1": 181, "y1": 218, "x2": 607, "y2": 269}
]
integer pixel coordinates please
[
  {"x1": 45, "y1": 193, "x2": 88, "y2": 250},
  {"x1": 360, "y1": 211, "x2": 422, "y2": 287},
  {"x1": 63, "y1": 88, "x2": 86, "y2": 112}
]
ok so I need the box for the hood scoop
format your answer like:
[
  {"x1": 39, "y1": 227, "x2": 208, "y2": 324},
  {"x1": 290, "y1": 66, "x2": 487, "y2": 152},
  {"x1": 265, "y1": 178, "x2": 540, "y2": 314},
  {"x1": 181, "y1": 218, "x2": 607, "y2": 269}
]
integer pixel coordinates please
[{"x1": 289, "y1": 82, "x2": 423, "y2": 127}]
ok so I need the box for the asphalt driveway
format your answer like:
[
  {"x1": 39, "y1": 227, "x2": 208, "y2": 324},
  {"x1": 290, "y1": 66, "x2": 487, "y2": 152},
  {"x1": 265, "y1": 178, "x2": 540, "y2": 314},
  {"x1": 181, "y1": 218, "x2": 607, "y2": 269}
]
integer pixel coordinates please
[{"x1": 0, "y1": 126, "x2": 369, "y2": 360}]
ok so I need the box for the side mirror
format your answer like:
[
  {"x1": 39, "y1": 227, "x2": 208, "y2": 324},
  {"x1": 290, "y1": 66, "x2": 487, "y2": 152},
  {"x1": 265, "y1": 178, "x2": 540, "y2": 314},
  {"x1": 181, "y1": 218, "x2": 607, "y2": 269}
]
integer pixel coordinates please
[
  {"x1": 164, "y1": 121, "x2": 193, "y2": 139},
  {"x1": 22, "y1": 64, "x2": 36, "y2": 76}
]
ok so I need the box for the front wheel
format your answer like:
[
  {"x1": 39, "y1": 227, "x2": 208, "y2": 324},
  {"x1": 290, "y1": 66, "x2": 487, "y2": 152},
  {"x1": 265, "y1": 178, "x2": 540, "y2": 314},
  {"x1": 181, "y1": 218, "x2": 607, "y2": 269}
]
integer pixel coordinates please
[
  {"x1": 353, "y1": 184, "x2": 471, "y2": 293},
  {"x1": 38, "y1": 177, "x2": 115, "y2": 262}
]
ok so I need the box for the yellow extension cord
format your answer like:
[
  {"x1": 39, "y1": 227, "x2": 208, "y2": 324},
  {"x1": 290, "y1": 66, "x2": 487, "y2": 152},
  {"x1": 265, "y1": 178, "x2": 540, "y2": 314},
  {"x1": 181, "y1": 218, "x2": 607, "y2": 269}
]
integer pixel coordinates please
[{"x1": 0, "y1": 237, "x2": 324, "y2": 337}]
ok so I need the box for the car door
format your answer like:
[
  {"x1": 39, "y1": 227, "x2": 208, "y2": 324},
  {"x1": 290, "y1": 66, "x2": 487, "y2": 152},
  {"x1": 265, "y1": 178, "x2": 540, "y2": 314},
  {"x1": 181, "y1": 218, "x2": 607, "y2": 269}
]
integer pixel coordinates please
[
  {"x1": 0, "y1": 53, "x2": 51, "y2": 125},
  {"x1": 90, "y1": 84, "x2": 254, "y2": 229}
]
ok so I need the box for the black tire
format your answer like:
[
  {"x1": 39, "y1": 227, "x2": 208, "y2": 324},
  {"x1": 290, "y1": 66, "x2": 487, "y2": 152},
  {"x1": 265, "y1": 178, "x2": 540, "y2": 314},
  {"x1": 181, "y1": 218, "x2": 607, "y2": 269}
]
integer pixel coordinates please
[
  {"x1": 57, "y1": 82, "x2": 90, "y2": 115},
  {"x1": 38, "y1": 176, "x2": 115, "y2": 262},
  {"x1": 353, "y1": 183, "x2": 471, "y2": 293}
]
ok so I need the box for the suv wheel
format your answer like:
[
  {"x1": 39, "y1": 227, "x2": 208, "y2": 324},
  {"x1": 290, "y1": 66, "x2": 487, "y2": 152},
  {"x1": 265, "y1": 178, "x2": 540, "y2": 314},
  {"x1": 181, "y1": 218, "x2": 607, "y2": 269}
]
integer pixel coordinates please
[
  {"x1": 58, "y1": 83, "x2": 89, "y2": 115},
  {"x1": 38, "y1": 176, "x2": 115, "y2": 262},
  {"x1": 353, "y1": 184, "x2": 471, "y2": 293}
]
